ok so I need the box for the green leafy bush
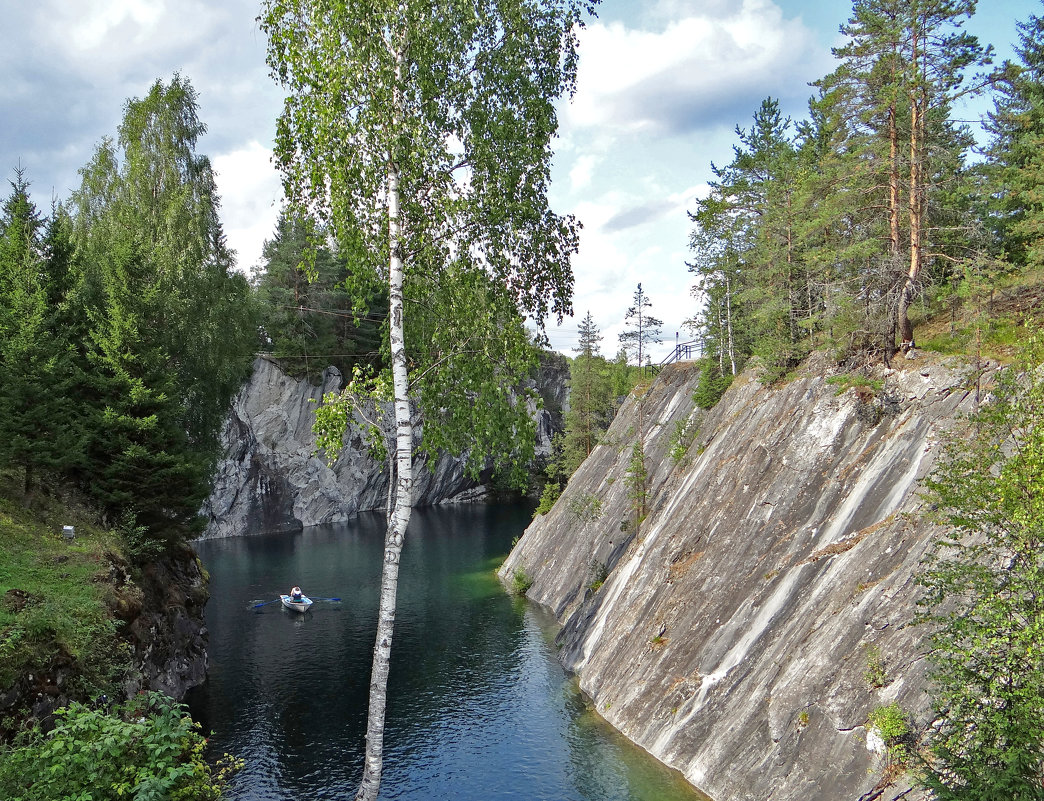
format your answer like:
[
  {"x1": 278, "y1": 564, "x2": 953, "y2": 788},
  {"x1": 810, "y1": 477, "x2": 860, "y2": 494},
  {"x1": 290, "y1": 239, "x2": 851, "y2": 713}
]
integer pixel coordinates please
[
  {"x1": 510, "y1": 569, "x2": 533, "y2": 596},
  {"x1": 535, "y1": 481, "x2": 561, "y2": 515},
  {"x1": 567, "y1": 493, "x2": 603, "y2": 523},
  {"x1": 868, "y1": 703, "x2": 911, "y2": 764},
  {"x1": 0, "y1": 693, "x2": 239, "y2": 800}
]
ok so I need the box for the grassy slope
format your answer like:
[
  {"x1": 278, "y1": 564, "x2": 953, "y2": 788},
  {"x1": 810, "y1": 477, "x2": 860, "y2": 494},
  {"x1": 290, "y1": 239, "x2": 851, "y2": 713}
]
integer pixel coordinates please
[
  {"x1": 0, "y1": 471, "x2": 130, "y2": 721},
  {"x1": 912, "y1": 268, "x2": 1044, "y2": 362}
]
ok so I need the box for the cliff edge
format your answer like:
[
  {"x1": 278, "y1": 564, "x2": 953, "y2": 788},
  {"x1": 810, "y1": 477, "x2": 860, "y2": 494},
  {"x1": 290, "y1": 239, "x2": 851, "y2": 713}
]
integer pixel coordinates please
[{"x1": 500, "y1": 352, "x2": 992, "y2": 801}]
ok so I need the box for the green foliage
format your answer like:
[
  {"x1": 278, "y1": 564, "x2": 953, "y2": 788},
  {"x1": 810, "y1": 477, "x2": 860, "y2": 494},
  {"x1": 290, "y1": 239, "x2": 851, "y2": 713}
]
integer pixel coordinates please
[
  {"x1": 510, "y1": 569, "x2": 534, "y2": 596},
  {"x1": 987, "y1": 11, "x2": 1044, "y2": 271},
  {"x1": 0, "y1": 693, "x2": 239, "y2": 800},
  {"x1": 535, "y1": 481, "x2": 562, "y2": 516},
  {"x1": 0, "y1": 74, "x2": 260, "y2": 542},
  {"x1": 562, "y1": 313, "x2": 616, "y2": 470},
  {"x1": 625, "y1": 440, "x2": 649, "y2": 536},
  {"x1": 868, "y1": 703, "x2": 911, "y2": 765},
  {"x1": 588, "y1": 560, "x2": 608, "y2": 592},
  {"x1": 863, "y1": 643, "x2": 888, "y2": 690},
  {"x1": 566, "y1": 493, "x2": 603, "y2": 524},
  {"x1": 0, "y1": 174, "x2": 84, "y2": 493},
  {"x1": 692, "y1": 358, "x2": 733, "y2": 410},
  {"x1": 686, "y1": 3, "x2": 993, "y2": 366},
  {"x1": 667, "y1": 415, "x2": 700, "y2": 463},
  {"x1": 253, "y1": 210, "x2": 385, "y2": 379},
  {"x1": 916, "y1": 332, "x2": 1044, "y2": 798}
]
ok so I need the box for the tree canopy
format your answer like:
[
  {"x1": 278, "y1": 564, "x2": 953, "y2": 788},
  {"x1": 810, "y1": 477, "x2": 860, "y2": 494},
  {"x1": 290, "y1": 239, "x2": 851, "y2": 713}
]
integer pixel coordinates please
[{"x1": 260, "y1": 1, "x2": 597, "y2": 797}]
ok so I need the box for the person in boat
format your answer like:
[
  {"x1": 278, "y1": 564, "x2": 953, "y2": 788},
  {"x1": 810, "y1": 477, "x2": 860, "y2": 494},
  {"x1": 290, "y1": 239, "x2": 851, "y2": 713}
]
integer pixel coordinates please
[{"x1": 289, "y1": 586, "x2": 303, "y2": 601}]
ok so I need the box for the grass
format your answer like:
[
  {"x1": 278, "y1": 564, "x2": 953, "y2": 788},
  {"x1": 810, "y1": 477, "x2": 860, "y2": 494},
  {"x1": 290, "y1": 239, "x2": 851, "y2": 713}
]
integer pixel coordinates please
[{"x1": 0, "y1": 470, "x2": 129, "y2": 706}]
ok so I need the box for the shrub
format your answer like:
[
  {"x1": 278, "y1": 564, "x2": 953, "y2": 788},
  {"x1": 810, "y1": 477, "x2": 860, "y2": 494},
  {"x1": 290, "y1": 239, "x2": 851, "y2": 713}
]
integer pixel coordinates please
[
  {"x1": 510, "y1": 569, "x2": 533, "y2": 596},
  {"x1": 868, "y1": 703, "x2": 911, "y2": 765},
  {"x1": 0, "y1": 692, "x2": 239, "y2": 800},
  {"x1": 567, "y1": 493, "x2": 603, "y2": 523},
  {"x1": 535, "y1": 481, "x2": 561, "y2": 515}
]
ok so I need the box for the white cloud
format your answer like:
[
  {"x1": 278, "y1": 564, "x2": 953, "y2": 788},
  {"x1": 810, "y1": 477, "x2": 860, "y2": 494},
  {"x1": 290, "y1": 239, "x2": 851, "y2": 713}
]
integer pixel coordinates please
[
  {"x1": 569, "y1": 154, "x2": 600, "y2": 192},
  {"x1": 565, "y1": 0, "x2": 822, "y2": 137},
  {"x1": 213, "y1": 141, "x2": 283, "y2": 274}
]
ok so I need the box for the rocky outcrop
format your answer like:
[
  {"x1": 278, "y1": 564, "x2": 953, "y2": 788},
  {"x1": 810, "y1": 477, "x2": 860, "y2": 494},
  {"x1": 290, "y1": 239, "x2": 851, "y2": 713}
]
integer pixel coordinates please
[
  {"x1": 202, "y1": 355, "x2": 566, "y2": 538},
  {"x1": 119, "y1": 545, "x2": 209, "y2": 699},
  {"x1": 500, "y1": 352, "x2": 993, "y2": 801}
]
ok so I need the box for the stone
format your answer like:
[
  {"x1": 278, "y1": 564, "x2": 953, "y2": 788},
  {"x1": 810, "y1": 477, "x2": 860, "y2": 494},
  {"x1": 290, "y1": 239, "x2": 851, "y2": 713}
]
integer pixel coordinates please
[
  {"x1": 499, "y1": 354, "x2": 987, "y2": 801},
  {"x1": 201, "y1": 355, "x2": 565, "y2": 538}
]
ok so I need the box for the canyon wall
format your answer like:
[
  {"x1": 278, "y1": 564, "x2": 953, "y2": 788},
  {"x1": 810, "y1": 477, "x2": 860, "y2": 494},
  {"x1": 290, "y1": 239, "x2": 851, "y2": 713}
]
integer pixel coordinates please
[{"x1": 500, "y1": 353, "x2": 992, "y2": 801}]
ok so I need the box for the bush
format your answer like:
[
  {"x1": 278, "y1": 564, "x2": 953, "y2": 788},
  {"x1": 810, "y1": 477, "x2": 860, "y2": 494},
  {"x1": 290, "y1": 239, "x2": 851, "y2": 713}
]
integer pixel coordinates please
[
  {"x1": 510, "y1": 569, "x2": 533, "y2": 596},
  {"x1": 535, "y1": 481, "x2": 561, "y2": 515},
  {"x1": 0, "y1": 692, "x2": 240, "y2": 800},
  {"x1": 868, "y1": 703, "x2": 911, "y2": 765},
  {"x1": 567, "y1": 493, "x2": 603, "y2": 523}
]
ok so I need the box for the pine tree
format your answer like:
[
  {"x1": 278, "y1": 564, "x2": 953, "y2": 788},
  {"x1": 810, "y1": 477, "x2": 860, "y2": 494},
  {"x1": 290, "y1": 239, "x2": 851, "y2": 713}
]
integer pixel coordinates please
[
  {"x1": 618, "y1": 283, "x2": 662, "y2": 371},
  {"x1": 817, "y1": 0, "x2": 990, "y2": 352}
]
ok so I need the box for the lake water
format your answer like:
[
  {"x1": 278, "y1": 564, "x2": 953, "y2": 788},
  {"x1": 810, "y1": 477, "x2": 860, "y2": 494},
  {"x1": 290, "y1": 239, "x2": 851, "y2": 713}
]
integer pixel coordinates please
[{"x1": 188, "y1": 503, "x2": 704, "y2": 801}]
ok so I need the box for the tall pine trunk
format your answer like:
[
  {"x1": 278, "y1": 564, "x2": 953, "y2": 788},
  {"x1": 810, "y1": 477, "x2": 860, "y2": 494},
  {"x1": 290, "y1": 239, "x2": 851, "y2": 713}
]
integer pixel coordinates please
[{"x1": 899, "y1": 27, "x2": 924, "y2": 350}]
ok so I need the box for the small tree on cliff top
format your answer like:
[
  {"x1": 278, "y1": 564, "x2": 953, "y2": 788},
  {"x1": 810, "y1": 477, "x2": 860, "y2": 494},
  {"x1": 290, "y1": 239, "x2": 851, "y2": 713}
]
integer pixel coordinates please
[
  {"x1": 619, "y1": 283, "x2": 662, "y2": 372},
  {"x1": 260, "y1": 1, "x2": 597, "y2": 798}
]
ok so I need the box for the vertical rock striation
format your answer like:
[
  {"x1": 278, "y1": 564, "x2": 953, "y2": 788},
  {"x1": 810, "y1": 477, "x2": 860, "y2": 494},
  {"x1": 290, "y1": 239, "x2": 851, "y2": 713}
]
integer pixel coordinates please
[
  {"x1": 202, "y1": 356, "x2": 566, "y2": 538},
  {"x1": 500, "y1": 354, "x2": 992, "y2": 801}
]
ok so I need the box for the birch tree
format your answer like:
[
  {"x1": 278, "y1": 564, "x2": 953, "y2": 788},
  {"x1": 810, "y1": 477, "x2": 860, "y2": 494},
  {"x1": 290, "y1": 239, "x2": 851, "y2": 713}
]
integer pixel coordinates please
[{"x1": 259, "y1": 2, "x2": 594, "y2": 798}]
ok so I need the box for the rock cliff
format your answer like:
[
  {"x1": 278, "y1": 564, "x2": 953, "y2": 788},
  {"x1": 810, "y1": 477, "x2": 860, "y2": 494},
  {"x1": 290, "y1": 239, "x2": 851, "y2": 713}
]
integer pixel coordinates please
[
  {"x1": 499, "y1": 353, "x2": 993, "y2": 801},
  {"x1": 202, "y1": 355, "x2": 566, "y2": 538}
]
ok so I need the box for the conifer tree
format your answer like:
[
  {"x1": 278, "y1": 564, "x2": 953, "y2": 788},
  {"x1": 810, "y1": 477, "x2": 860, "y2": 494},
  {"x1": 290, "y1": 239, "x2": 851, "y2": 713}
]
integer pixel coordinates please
[
  {"x1": 70, "y1": 76, "x2": 256, "y2": 537},
  {"x1": 987, "y1": 9, "x2": 1044, "y2": 270},
  {"x1": 562, "y1": 311, "x2": 612, "y2": 470},
  {"x1": 254, "y1": 210, "x2": 384, "y2": 378},
  {"x1": 818, "y1": 0, "x2": 990, "y2": 352},
  {"x1": 619, "y1": 283, "x2": 662, "y2": 371},
  {"x1": 0, "y1": 172, "x2": 84, "y2": 492}
]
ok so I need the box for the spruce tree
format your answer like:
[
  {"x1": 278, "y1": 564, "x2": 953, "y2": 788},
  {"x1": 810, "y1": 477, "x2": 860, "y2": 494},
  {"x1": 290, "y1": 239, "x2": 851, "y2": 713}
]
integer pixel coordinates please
[
  {"x1": 562, "y1": 311, "x2": 612, "y2": 470},
  {"x1": 987, "y1": 10, "x2": 1044, "y2": 270},
  {"x1": 0, "y1": 172, "x2": 81, "y2": 491},
  {"x1": 70, "y1": 76, "x2": 256, "y2": 538}
]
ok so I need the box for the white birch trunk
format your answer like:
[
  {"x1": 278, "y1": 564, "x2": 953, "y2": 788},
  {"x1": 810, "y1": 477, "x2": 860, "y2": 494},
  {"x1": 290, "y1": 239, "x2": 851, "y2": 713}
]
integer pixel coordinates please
[{"x1": 356, "y1": 46, "x2": 412, "y2": 801}]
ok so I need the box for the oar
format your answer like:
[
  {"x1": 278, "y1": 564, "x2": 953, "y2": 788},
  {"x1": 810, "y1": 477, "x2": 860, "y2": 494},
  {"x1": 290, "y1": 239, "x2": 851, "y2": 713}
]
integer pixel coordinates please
[
  {"x1": 307, "y1": 597, "x2": 342, "y2": 602},
  {"x1": 248, "y1": 598, "x2": 282, "y2": 609}
]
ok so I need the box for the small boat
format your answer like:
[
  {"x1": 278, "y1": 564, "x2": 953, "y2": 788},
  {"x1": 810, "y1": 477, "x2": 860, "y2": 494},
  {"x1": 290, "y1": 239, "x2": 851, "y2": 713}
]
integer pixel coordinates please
[{"x1": 280, "y1": 594, "x2": 313, "y2": 613}]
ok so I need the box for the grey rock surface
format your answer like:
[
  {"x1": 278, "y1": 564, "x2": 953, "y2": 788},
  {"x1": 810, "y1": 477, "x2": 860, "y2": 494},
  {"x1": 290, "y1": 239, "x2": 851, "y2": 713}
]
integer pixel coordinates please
[
  {"x1": 500, "y1": 353, "x2": 992, "y2": 801},
  {"x1": 202, "y1": 356, "x2": 565, "y2": 538}
]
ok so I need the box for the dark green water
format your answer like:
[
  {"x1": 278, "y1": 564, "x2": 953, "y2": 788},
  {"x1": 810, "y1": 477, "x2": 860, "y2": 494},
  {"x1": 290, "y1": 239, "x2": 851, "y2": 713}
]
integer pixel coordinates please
[{"x1": 189, "y1": 504, "x2": 702, "y2": 800}]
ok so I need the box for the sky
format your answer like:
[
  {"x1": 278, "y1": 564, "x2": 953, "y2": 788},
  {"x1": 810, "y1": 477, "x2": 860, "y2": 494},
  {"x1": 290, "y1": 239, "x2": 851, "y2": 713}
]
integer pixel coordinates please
[{"x1": 1, "y1": 0, "x2": 1039, "y2": 360}]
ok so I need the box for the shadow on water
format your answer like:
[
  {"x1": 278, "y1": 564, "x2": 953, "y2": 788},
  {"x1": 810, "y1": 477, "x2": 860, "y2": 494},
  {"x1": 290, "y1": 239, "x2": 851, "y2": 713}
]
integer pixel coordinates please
[{"x1": 189, "y1": 504, "x2": 706, "y2": 801}]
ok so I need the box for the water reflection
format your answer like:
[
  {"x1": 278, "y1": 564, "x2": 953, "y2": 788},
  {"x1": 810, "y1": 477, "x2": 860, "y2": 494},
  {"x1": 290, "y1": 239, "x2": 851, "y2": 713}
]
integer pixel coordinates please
[{"x1": 190, "y1": 504, "x2": 704, "y2": 801}]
